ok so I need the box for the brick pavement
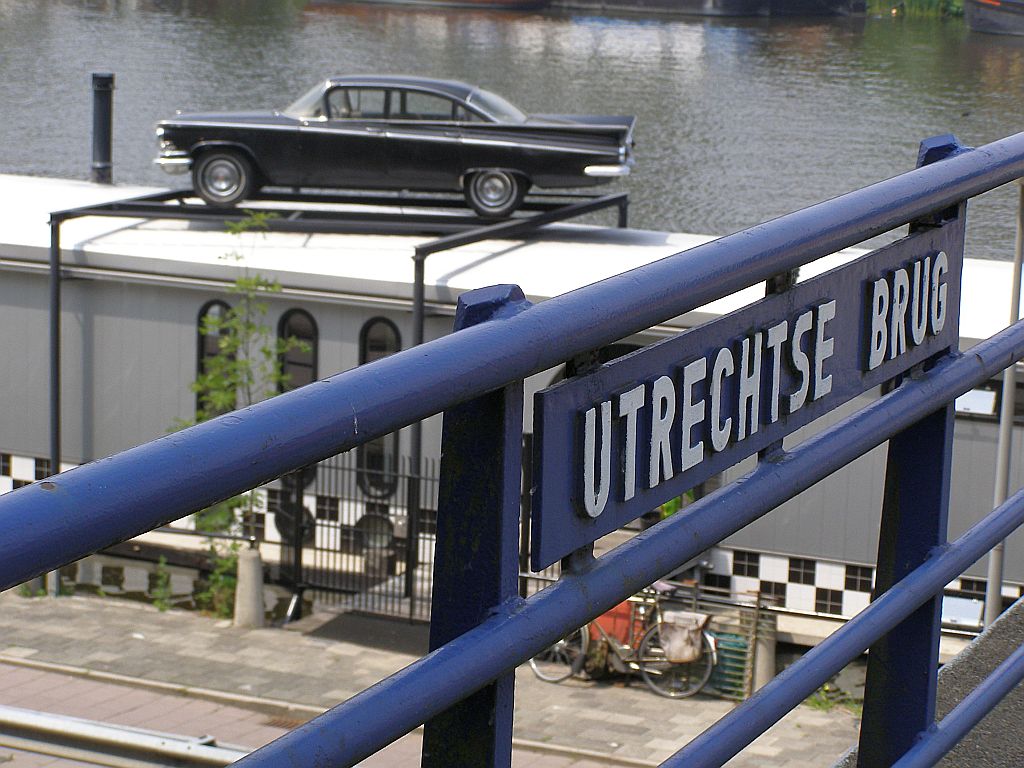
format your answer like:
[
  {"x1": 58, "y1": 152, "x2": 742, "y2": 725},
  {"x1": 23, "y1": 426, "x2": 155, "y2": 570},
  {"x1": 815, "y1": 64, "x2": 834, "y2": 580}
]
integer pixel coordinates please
[
  {"x1": 0, "y1": 592, "x2": 860, "y2": 766},
  {"x1": 0, "y1": 664, "x2": 614, "y2": 768}
]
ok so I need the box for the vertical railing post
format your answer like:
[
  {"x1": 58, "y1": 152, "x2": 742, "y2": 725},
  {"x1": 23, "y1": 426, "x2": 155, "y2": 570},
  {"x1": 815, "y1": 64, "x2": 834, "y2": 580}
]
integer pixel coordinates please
[
  {"x1": 858, "y1": 135, "x2": 965, "y2": 767},
  {"x1": 421, "y1": 284, "x2": 531, "y2": 768},
  {"x1": 858, "y1": 404, "x2": 954, "y2": 766}
]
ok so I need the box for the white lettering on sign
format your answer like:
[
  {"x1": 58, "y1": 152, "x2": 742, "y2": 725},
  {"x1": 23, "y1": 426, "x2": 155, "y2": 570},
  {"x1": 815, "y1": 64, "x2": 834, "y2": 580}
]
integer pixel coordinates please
[
  {"x1": 576, "y1": 300, "x2": 838, "y2": 518},
  {"x1": 618, "y1": 385, "x2": 645, "y2": 501},
  {"x1": 680, "y1": 358, "x2": 706, "y2": 472},
  {"x1": 573, "y1": 252, "x2": 952, "y2": 519},
  {"x1": 867, "y1": 253, "x2": 948, "y2": 371},
  {"x1": 649, "y1": 376, "x2": 675, "y2": 489},
  {"x1": 582, "y1": 400, "x2": 611, "y2": 518}
]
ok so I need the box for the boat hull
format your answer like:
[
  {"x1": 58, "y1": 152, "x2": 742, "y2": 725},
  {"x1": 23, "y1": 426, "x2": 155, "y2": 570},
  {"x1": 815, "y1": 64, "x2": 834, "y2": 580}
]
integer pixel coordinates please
[
  {"x1": 309, "y1": 0, "x2": 550, "y2": 8},
  {"x1": 552, "y1": 0, "x2": 862, "y2": 15},
  {"x1": 966, "y1": 0, "x2": 1024, "y2": 35}
]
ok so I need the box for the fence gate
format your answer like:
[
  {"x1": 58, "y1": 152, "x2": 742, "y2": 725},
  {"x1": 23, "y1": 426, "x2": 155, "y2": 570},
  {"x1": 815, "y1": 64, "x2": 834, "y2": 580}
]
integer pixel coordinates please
[{"x1": 273, "y1": 452, "x2": 439, "y2": 622}]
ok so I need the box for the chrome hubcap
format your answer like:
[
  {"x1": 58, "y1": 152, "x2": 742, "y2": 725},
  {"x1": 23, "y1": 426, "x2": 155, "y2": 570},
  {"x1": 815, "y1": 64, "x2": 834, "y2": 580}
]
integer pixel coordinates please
[
  {"x1": 204, "y1": 159, "x2": 241, "y2": 197},
  {"x1": 477, "y1": 173, "x2": 512, "y2": 206}
]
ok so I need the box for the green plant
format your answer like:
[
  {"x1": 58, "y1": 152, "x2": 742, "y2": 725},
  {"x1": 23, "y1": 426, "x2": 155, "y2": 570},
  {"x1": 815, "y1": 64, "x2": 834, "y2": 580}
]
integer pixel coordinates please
[
  {"x1": 190, "y1": 210, "x2": 304, "y2": 424},
  {"x1": 176, "y1": 210, "x2": 308, "y2": 536},
  {"x1": 803, "y1": 680, "x2": 862, "y2": 715},
  {"x1": 152, "y1": 556, "x2": 173, "y2": 612},
  {"x1": 658, "y1": 489, "x2": 696, "y2": 520},
  {"x1": 195, "y1": 543, "x2": 239, "y2": 619}
]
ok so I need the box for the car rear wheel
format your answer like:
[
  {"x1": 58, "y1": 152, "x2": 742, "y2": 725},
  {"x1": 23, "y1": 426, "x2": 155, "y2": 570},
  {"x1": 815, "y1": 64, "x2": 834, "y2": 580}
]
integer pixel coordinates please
[
  {"x1": 465, "y1": 170, "x2": 526, "y2": 218},
  {"x1": 193, "y1": 150, "x2": 254, "y2": 207}
]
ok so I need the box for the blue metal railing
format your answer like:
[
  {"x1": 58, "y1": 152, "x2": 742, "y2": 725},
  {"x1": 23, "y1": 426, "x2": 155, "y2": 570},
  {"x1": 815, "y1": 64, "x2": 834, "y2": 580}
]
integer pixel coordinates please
[{"x1": 4, "y1": 131, "x2": 1024, "y2": 766}]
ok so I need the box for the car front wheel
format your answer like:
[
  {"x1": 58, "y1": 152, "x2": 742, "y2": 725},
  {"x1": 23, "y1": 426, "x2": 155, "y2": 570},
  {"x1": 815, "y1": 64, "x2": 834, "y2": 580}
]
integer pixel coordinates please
[
  {"x1": 465, "y1": 170, "x2": 527, "y2": 218},
  {"x1": 193, "y1": 150, "x2": 254, "y2": 207}
]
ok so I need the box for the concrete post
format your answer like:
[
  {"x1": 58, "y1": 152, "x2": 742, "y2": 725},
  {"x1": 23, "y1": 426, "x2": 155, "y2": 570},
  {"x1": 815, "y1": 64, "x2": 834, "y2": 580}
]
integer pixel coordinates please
[
  {"x1": 233, "y1": 547, "x2": 264, "y2": 629},
  {"x1": 753, "y1": 611, "x2": 778, "y2": 692}
]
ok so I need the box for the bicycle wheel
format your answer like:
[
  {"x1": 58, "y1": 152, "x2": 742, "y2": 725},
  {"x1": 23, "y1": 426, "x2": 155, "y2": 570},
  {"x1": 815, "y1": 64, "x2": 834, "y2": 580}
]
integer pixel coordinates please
[
  {"x1": 638, "y1": 624, "x2": 713, "y2": 699},
  {"x1": 529, "y1": 627, "x2": 588, "y2": 682}
]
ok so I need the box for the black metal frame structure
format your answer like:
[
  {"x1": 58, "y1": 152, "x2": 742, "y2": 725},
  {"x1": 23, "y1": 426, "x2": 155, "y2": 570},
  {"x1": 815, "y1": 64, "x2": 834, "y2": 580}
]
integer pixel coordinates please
[{"x1": 47, "y1": 187, "x2": 630, "y2": 616}]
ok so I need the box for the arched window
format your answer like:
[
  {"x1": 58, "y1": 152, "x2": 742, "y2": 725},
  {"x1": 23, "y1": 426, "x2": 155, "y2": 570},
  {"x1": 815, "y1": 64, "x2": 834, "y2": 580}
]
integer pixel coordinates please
[
  {"x1": 358, "y1": 318, "x2": 402, "y2": 497},
  {"x1": 359, "y1": 317, "x2": 401, "y2": 365},
  {"x1": 278, "y1": 309, "x2": 318, "y2": 392},
  {"x1": 196, "y1": 300, "x2": 232, "y2": 417}
]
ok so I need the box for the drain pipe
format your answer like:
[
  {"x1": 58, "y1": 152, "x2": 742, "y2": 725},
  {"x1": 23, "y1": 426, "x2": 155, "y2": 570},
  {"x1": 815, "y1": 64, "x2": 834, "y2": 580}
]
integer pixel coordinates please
[{"x1": 985, "y1": 178, "x2": 1024, "y2": 626}]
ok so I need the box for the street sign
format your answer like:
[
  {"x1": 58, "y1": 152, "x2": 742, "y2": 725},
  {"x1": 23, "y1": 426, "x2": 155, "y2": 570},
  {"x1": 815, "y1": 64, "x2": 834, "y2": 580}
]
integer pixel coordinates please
[{"x1": 531, "y1": 219, "x2": 965, "y2": 570}]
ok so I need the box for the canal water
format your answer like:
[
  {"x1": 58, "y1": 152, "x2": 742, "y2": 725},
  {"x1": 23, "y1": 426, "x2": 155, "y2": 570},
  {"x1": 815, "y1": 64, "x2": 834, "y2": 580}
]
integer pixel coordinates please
[{"x1": 2, "y1": 1, "x2": 1024, "y2": 258}]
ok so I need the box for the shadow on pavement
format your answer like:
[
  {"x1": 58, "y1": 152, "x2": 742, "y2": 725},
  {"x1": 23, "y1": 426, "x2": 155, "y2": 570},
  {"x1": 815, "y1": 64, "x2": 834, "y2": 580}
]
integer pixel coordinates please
[{"x1": 308, "y1": 611, "x2": 430, "y2": 656}]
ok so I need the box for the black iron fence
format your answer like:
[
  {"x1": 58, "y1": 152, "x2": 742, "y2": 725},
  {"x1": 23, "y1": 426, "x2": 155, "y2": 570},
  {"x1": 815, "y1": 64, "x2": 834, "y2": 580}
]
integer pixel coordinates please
[{"x1": 266, "y1": 451, "x2": 439, "y2": 622}]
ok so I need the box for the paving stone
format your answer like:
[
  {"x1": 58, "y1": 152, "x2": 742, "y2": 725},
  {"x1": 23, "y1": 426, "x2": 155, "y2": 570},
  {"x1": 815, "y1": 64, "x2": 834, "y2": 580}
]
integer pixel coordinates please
[{"x1": 0, "y1": 593, "x2": 862, "y2": 765}]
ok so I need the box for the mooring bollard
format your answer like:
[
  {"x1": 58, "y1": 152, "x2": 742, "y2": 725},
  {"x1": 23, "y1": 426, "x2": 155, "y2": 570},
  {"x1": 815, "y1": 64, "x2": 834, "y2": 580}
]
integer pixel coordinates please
[
  {"x1": 91, "y1": 72, "x2": 114, "y2": 184},
  {"x1": 233, "y1": 544, "x2": 265, "y2": 629}
]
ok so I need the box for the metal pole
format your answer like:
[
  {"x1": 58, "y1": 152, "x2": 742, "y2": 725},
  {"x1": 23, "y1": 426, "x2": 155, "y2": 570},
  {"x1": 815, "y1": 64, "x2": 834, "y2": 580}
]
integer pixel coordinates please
[
  {"x1": 90, "y1": 73, "x2": 114, "y2": 184},
  {"x1": 47, "y1": 218, "x2": 62, "y2": 598},
  {"x1": 404, "y1": 253, "x2": 425, "y2": 604},
  {"x1": 984, "y1": 178, "x2": 1024, "y2": 626}
]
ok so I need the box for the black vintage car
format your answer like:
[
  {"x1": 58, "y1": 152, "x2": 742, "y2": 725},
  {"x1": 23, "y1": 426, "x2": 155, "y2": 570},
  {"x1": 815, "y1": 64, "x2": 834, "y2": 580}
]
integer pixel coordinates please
[{"x1": 155, "y1": 75, "x2": 636, "y2": 217}]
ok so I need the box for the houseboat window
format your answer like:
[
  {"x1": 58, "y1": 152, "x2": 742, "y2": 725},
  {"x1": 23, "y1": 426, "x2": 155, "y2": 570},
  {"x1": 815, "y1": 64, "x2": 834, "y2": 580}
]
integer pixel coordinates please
[
  {"x1": 196, "y1": 300, "x2": 233, "y2": 417},
  {"x1": 732, "y1": 550, "x2": 760, "y2": 578},
  {"x1": 845, "y1": 564, "x2": 873, "y2": 593},
  {"x1": 358, "y1": 318, "x2": 402, "y2": 498},
  {"x1": 278, "y1": 309, "x2": 318, "y2": 392},
  {"x1": 815, "y1": 588, "x2": 843, "y2": 615},
  {"x1": 789, "y1": 557, "x2": 816, "y2": 586},
  {"x1": 760, "y1": 580, "x2": 787, "y2": 605}
]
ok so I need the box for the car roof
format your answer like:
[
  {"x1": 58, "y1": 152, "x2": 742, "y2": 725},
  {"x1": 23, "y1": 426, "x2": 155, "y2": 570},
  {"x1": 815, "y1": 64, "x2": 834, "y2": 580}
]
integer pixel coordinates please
[{"x1": 326, "y1": 75, "x2": 477, "y2": 101}]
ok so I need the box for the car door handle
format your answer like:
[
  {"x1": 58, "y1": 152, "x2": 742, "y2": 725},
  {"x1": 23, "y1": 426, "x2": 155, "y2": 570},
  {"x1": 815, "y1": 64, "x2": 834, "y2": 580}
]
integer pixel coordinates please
[{"x1": 366, "y1": 126, "x2": 384, "y2": 135}]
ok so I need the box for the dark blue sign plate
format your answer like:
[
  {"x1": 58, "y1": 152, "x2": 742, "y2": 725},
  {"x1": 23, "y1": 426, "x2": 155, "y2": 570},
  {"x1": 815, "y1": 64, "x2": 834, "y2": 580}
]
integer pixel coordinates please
[{"x1": 531, "y1": 221, "x2": 965, "y2": 570}]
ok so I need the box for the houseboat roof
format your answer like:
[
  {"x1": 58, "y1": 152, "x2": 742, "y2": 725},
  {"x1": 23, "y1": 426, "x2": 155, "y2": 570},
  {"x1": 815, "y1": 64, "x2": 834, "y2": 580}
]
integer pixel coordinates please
[{"x1": 0, "y1": 173, "x2": 1016, "y2": 347}]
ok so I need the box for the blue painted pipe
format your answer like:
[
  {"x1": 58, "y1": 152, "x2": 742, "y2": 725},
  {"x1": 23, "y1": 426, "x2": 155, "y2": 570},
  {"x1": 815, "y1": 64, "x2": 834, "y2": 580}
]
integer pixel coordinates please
[
  {"x1": 229, "y1": 321, "x2": 1024, "y2": 767},
  {"x1": 890, "y1": 642, "x2": 1024, "y2": 768},
  {"x1": 4, "y1": 133, "x2": 1024, "y2": 591}
]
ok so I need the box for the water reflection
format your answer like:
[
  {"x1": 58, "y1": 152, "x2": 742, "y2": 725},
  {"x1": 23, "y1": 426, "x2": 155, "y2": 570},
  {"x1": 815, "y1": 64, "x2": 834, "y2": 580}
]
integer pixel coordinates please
[{"x1": 1, "y1": 1, "x2": 1023, "y2": 258}]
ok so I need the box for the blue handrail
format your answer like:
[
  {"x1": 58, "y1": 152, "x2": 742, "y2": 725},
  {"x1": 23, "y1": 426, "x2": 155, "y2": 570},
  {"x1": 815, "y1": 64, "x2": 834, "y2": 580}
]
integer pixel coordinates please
[{"x1": 3, "y1": 132, "x2": 1024, "y2": 767}]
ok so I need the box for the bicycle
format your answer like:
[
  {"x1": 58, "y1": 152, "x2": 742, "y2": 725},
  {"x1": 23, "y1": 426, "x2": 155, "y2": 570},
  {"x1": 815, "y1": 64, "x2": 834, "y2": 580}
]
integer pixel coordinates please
[{"x1": 529, "y1": 582, "x2": 718, "y2": 699}]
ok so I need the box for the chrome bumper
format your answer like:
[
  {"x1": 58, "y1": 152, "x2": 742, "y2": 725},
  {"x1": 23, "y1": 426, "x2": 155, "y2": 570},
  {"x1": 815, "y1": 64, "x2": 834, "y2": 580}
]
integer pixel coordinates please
[
  {"x1": 584, "y1": 164, "x2": 631, "y2": 178},
  {"x1": 154, "y1": 154, "x2": 192, "y2": 175}
]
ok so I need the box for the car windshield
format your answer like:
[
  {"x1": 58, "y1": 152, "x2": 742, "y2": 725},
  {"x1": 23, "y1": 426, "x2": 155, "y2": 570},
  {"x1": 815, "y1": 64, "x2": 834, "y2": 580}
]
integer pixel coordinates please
[
  {"x1": 466, "y1": 88, "x2": 527, "y2": 123},
  {"x1": 284, "y1": 82, "x2": 329, "y2": 118}
]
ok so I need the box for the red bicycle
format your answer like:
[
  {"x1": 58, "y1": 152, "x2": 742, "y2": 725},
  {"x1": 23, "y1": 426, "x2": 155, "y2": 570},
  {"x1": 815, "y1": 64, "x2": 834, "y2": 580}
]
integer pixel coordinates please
[{"x1": 529, "y1": 583, "x2": 717, "y2": 699}]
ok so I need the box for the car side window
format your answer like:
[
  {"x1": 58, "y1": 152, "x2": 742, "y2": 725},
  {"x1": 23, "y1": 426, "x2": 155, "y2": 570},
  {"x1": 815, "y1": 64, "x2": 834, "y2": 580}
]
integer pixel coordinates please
[
  {"x1": 455, "y1": 105, "x2": 484, "y2": 122},
  {"x1": 327, "y1": 88, "x2": 387, "y2": 119},
  {"x1": 393, "y1": 90, "x2": 456, "y2": 121}
]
